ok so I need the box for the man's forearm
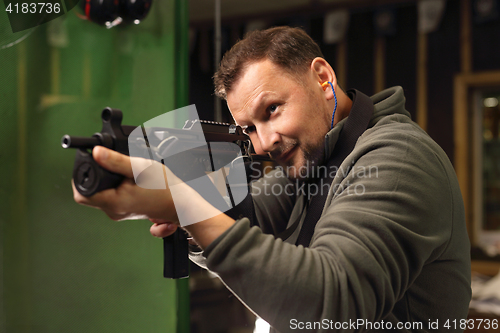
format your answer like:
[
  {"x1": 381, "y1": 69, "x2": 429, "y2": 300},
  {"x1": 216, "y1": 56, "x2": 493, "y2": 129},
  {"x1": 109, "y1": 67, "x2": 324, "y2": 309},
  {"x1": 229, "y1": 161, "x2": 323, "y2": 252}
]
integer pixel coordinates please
[
  {"x1": 184, "y1": 213, "x2": 235, "y2": 249},
  {"x1": 171, "y1": 180, "x2": 236, "y2": 249}
]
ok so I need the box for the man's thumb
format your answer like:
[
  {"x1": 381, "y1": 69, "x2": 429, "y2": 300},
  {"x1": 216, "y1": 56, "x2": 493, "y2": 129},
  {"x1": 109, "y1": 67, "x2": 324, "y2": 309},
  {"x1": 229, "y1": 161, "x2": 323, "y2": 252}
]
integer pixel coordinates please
[{"x1": 92, "y1": 146, "x2": 134, "y2": 178}]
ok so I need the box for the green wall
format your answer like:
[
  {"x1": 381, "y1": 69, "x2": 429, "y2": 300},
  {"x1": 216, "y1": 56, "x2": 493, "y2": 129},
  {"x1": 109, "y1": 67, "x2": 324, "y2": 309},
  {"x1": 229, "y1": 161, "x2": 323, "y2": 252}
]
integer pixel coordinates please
[{"x1": 0, "y1": 1, "x2": 189, "y2": 332}]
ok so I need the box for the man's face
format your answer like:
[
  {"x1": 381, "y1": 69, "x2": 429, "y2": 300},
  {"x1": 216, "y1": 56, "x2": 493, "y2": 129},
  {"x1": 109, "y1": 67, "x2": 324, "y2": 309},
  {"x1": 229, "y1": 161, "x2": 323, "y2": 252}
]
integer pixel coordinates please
[{"x1": 227, "y1": 59, "x2": 331, "y2": 180}]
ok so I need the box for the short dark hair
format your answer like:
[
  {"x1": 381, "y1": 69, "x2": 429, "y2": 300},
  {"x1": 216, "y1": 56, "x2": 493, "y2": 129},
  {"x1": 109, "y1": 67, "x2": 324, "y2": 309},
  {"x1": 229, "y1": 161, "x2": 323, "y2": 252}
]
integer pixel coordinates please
[{"x1": 213, "y1": 26, "x2": 324, "y2": 99}]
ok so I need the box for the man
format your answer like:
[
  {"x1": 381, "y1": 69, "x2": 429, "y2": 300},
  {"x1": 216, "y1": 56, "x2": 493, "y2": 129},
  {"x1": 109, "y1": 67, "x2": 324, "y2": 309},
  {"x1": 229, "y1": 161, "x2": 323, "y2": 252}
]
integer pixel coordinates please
[{"x1": 74, "y1": 27, "x2": 471, "y2": 332}]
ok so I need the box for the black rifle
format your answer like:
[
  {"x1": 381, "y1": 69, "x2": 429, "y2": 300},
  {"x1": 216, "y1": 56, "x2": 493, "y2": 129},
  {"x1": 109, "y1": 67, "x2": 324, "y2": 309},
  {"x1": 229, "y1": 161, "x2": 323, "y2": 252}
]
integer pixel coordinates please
[{"x1": 62, "y1": 107, "x2": 261, "y2": 279}]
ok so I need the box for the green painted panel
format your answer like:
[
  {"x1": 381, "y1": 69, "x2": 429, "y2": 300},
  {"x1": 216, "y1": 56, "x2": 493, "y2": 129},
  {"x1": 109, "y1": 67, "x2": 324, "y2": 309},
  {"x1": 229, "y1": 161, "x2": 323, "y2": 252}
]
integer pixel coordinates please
[{"x1": 1, "y1": 1, "x2": 189, "y2": 332}]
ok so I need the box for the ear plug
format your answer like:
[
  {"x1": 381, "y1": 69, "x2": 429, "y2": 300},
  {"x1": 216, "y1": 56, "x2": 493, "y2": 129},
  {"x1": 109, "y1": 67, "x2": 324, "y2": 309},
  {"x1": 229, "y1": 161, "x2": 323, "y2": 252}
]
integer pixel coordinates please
[{"x1": 321, "y1": 81, "x2": 337, "y2": 130}]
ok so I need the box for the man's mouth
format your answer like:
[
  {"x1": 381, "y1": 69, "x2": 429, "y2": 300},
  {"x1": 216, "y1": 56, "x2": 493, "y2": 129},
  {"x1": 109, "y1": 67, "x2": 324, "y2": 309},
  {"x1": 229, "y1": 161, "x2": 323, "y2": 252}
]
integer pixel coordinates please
[{"x1": 275, "y1": 144, "x2": 298, "y2": 164}]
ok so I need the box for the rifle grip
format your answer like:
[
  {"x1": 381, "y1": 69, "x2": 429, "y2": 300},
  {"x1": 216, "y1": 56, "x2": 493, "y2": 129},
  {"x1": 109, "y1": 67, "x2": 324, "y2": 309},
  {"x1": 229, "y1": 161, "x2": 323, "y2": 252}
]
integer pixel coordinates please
[
  {"x1": 73, "y1": 149, "x2": 124, "y2": 196},
  {"x1": 163, "y1": 229, "x2": 189, "y2": 279}
]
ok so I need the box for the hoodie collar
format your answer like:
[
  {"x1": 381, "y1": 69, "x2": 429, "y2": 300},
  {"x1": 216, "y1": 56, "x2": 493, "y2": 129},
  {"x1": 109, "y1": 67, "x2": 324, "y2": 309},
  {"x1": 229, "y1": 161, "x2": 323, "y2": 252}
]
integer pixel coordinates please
[{"x1": 323, "y1": 86, "x2": 410, "y2": 161}]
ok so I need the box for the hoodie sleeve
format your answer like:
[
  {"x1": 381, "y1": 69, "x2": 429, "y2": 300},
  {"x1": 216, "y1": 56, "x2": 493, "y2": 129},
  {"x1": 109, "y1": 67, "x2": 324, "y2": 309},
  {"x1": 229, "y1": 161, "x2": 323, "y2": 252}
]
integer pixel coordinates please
[{"x1": 189, "y1": 167, "x2": 296, "y2": 268}]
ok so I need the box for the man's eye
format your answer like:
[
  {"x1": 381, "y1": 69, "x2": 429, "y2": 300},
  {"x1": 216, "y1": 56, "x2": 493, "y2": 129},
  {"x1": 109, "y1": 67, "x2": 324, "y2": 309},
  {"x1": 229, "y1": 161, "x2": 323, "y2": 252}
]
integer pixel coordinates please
[
  {"x1": 269, "y1": 104, "x2": 278, "y2": 113},
  {"x1": 243, "y1": 125, "x2": 256, "y2": 135}
]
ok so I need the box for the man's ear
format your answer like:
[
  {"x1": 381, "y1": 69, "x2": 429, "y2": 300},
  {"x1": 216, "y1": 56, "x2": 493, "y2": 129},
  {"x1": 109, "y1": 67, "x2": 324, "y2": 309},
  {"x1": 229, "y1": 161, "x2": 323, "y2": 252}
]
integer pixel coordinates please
[{"x1": 311, "y1": 57, "x2": 337, "y2": 99}]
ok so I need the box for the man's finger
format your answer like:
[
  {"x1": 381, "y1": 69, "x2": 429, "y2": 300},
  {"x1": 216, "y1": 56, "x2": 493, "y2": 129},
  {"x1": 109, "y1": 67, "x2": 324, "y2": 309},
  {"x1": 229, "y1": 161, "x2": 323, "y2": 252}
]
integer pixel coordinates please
[
  {"x1": 72, "y1": 180, "x2": 91, "y2": 205},
  {"x1": 72, "y1": 178, "x2": 117, "y2": 209},
  {"x1": 150, "y1": 222, "x2": 177, "y2": 238},
  {"x1": 92, "y1": 146, "x2": 135, "y2": 178}
]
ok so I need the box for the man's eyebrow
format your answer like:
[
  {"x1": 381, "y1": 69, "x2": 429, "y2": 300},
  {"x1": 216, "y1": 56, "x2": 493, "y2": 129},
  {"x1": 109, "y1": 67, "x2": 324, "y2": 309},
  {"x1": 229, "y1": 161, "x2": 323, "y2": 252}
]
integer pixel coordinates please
[
  {"x1": 252, "y1": 91, "x2": 278, "y2": 111},
  {"x1": 236, "y1": 91, "x2": 272, "y2": 126}
]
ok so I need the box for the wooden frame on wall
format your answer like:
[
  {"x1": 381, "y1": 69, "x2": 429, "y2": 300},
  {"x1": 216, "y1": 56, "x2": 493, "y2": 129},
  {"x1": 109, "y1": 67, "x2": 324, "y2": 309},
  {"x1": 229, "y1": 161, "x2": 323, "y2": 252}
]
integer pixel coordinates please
[{"x1": 454, "y1": 70, "x2": 500, "y2": 274}]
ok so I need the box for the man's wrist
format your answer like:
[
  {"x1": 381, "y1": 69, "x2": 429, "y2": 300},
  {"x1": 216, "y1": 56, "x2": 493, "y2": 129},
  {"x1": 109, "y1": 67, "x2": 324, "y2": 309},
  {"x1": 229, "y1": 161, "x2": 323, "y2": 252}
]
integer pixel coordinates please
[{"x1": 184, "y1": 213, "x2": 235, "y2": 249}]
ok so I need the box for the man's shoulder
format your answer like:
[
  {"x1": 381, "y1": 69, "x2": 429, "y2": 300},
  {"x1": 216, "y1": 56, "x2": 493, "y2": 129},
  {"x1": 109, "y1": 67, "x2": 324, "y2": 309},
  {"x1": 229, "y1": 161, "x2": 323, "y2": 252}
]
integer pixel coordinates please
[{"x1": 364, "y1": 111, "x2": 424, "y2": 144}]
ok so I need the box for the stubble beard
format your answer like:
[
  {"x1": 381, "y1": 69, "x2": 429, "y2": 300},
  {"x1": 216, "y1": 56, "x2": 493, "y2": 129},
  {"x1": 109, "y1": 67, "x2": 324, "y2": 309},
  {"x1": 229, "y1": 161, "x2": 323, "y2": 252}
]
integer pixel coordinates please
[{"x1": 275, "y1": 138, "x2": 325, "y2": 183}]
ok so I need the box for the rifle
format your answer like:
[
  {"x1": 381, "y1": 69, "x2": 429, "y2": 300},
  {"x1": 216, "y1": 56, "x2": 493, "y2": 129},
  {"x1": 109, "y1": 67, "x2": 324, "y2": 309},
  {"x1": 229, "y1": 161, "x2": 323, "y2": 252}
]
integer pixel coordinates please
[{"x1": 62, "y1": 107, "x2": 262, "y2": 279}]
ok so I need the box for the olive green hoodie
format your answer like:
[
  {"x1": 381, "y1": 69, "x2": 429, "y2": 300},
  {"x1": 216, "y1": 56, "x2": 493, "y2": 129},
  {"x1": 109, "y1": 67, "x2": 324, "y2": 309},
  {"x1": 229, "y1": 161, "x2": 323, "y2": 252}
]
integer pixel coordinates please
[{"x1": 195, "y1": 86, "x2": 471, "y2": 332}]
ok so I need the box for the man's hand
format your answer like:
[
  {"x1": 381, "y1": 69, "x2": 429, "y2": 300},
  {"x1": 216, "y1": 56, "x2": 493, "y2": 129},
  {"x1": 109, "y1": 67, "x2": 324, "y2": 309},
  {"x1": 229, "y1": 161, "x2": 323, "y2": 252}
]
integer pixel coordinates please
[
  {"x1": 72, "y1": 145, "x2": 236, "y2": 249},
  {"x1": 72, "y1": 146, "x2": 178, "y2": 222}
]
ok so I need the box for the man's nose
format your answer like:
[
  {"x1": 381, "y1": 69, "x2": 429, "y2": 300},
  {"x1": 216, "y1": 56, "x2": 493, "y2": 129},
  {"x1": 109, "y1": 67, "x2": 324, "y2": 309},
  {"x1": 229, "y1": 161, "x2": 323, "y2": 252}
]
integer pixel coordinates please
[{"x1": 258, "y1": 126, "x2": 281, "y2": 153}]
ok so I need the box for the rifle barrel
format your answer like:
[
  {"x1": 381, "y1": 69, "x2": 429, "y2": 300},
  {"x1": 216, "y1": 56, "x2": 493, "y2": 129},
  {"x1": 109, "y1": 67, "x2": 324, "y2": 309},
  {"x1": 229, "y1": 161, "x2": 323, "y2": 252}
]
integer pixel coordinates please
[{"x1": 61, "y1": 135, "x2": 101, "y2": 149}]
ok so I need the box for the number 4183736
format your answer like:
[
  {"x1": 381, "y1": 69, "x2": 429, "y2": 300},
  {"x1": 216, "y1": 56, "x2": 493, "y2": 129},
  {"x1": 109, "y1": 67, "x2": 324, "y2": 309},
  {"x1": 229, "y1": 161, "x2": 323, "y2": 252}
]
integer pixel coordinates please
[{"x1": 5, "y1": 2, "x2": 61, "y2": 14}]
